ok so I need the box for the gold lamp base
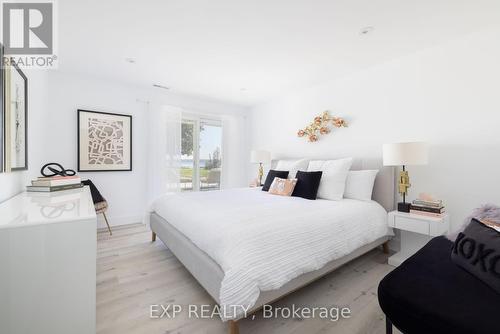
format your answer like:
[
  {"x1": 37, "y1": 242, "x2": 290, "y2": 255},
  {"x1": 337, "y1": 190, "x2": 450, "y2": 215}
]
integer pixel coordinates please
[
  {"x1": 397, "y1": 167, "x2": 411, "y2": 212},
  {"x1": 258, "y1": 163, "x2": 264, "y2": 186}
]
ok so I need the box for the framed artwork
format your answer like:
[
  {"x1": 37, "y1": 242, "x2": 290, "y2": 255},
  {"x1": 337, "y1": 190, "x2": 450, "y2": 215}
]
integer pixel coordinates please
[
  {"x1": 77, "y1": 109, "x2": 132, "y2": 172},
  {"x1": 0, "y1": 43, "x2": 4, "y2": 172},
  {"x1": 4, "y1": 59, "x2": 28, "y2": 171}
]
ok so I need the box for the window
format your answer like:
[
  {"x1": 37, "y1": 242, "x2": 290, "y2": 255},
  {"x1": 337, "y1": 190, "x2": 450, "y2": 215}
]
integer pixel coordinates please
[{"x1": 181, "y1": 116, "x2": 222, "y2": 191}]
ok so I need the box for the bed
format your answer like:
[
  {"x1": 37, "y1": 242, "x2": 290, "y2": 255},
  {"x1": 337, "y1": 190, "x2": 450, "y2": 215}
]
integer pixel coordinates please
[{"x1": 149, "y1": 158, "x2": 395, "y2": 334}]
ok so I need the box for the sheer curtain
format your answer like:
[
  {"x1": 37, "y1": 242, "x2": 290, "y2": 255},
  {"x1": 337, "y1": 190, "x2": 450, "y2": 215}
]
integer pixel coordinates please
[
  {"x1": 220, "y1": 113, "x2": 248, "y2": 189},
  {"x1": 146, "y1": 104, "x2": 183, "y2": 207}
]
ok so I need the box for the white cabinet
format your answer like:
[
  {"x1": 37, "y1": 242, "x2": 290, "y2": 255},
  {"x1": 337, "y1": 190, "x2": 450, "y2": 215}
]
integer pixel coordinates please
[
  {"x1": 0, "y1": 186, "x2": 97, "y2": 334},
  {"x1": 388, "y1": 211, "x2": 450, "y2": 266}
]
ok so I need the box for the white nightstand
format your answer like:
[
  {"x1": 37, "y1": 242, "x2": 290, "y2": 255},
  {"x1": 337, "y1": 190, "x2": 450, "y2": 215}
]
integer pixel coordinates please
[{"x1": 387, "y1": 210, "x2": 450, "y2": 266}]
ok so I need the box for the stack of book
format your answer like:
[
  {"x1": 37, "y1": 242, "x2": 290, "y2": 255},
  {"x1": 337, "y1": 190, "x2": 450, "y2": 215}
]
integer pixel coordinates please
[
  {"x1": 27, "y1": 175, "x2": 83, "y2": 192},
  {"x1": 410, "y1": 198, "x2": 445, "y2": 218}
]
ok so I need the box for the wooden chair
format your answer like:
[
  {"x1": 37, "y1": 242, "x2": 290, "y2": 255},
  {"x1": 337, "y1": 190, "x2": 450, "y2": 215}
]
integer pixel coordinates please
[
  {"x1": 95, "y1": 200, "x2": 112, "y2": 235},
  {"x1": 82, "y1": 179, "x2": 112, "y2": 235}
]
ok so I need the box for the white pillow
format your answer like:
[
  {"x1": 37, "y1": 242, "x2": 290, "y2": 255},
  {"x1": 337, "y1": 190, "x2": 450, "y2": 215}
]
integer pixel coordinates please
[
  {"x1": 344, "y1": 170, "x2": 379, "y2": 201},
  {"x1": 307, "y1": 158, "x2": 353, "y2": 200},
  {"x1": 275, "y1": 159, "x2": 309, "y2": 179}
]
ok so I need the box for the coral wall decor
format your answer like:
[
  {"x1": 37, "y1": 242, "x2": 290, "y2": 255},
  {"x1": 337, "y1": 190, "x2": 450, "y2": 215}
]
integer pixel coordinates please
[{"x1": 297, "y1": 111, "x2": 347, "y2": 142}]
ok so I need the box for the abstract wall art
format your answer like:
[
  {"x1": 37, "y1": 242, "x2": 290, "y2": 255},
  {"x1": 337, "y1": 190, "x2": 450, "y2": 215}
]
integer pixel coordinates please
[
  {"x1": 0, "y1": 43, "x2": 4, "y2": 172},
  {"x1": 297, "y1": 110, "x2": 347, "y2": 142},
  {"x1": 78, "y1": 110, "x2": 132, "y2": 171},
  {"x1": 2, "y1": 52, "x2": 28, "y2": 172}
]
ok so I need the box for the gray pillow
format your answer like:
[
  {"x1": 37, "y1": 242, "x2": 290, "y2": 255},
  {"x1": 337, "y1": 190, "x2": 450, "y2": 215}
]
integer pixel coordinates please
[
  {"x1": 451, "y1": 218, "x2": 500, "y2": 294},
  {"x1": 447, "y1": 204, "x2": 500, "y2": 241}
]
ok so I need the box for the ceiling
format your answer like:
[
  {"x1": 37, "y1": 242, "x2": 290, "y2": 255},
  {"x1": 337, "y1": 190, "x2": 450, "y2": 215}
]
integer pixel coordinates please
[{"x1": 57, "y1": 0, "x2": 500, "y2": 106}]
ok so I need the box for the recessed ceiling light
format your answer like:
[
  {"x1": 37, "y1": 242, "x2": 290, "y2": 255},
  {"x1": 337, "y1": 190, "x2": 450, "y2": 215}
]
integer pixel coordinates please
[
  {"x1": 360, "y1": 26, "x2": 375, "y2": 35},
  {"x1": 125, "y1": 57, "x2": 136, "y2": 64},
  {"x1": 153, "y1": 84, "x2": 170, "y2": 90}
]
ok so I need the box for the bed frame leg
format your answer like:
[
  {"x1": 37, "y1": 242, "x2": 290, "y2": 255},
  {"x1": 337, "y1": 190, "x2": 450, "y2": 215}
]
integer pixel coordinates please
[
  {"x1": 228, "y1": 320, "x2": 239, "y2": 334},
  {"x1": 152, "y1": 231, "x2": 156, "y2": 242},
  {"x1": 382, "y1": 241, "x2": 389, "y2": 254},
  {"x1": 386, "y1": 316, "x2": 393, "y2": 334}
]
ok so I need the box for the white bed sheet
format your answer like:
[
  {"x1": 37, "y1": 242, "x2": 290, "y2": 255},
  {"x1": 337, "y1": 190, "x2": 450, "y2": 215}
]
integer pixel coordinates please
[{"x1": 151, "y1": 188, "x2": 390, "y2": 320}]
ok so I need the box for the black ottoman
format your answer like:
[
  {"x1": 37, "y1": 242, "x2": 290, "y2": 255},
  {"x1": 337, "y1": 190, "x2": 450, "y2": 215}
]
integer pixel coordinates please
[{"x1": 378, "y1": 236, "x2": 500, "y2": 334}]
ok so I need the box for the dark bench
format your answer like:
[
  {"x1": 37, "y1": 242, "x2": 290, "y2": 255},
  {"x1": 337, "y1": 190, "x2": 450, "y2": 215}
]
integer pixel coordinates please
[{"x1": 378, "y1": 236, "x2": 500, "y2": 334}]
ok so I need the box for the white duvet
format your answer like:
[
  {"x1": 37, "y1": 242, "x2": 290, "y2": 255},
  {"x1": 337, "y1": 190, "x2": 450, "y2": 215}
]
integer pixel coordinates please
[{"x1": 152, "y1": 188, "x2": 390, "y2": 320}]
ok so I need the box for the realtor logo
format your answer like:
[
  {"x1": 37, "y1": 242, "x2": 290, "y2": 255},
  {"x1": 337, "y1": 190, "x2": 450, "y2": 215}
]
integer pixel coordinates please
[
  {"x1": 3, "y1": 2, "x2": 53, "y2": 54},
  {"x1": 1, "y1": 0, "x2": 57, "y2": 68}
]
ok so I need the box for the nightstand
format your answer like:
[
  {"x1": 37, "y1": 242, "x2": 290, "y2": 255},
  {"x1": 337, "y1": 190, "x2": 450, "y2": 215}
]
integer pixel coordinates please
[{"x1": 387, "y1": 210, "x2": 450, "y2": 266}]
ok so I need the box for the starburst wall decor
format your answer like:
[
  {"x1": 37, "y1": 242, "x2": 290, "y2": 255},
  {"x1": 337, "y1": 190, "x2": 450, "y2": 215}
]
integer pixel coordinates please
[{"x1": 297, "y1": 111, "x2": 347, "y2": 142}]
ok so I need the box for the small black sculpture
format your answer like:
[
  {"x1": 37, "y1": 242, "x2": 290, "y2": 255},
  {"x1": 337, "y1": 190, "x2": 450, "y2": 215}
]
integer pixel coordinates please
[{"x1": 40, "y1": 163, "x2": 76, "y2": 177}]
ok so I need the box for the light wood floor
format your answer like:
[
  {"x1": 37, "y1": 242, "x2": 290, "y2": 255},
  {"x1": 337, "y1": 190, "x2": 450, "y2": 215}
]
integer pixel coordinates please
[{"x1": 97, "y1": 224, "x2": 399, "y2": 334}]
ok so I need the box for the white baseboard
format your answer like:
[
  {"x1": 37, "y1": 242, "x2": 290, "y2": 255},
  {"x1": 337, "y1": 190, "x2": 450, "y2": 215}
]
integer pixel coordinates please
[{"x1": 96, "y1": 214, "x2": 143, "y2": 230}]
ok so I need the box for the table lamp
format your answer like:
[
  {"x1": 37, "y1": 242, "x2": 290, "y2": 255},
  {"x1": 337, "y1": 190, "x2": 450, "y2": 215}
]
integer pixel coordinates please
[
  {"x1": 383, "y1": 142, "x2": 428, "y2": 212},
  {"x1": 250, "y1": 150, "x2": 271, "y2": 186}
]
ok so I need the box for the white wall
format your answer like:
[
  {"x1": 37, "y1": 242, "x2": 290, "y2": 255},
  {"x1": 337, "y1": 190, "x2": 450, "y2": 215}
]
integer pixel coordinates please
[
  {"x1": 250, "y1": 26, "x2": 500, "y2": 230},
  {"x1": 0, "y1": 70, "x2": 49, "y2": 202},
  {"x1": 45, "y1": 71, "x2": 248, "y2": 229}
]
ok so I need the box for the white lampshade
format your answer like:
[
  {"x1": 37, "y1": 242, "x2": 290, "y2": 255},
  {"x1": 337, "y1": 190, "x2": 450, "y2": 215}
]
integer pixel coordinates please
[
  {"x1": 383, "y1": 142, "x2": 429, "y2": 166},
  {"x1": 250, "y1": 150, "x2": 271, "y2": 164}
]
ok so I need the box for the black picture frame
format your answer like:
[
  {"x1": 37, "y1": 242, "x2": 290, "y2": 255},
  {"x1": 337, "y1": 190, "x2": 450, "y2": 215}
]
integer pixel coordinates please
[
  {"x1": 77, "y1": 109, "x2": 132, "y2": 172},
  {"x1": 5, "y1": 59, "x2": 28, "y2": 172}
]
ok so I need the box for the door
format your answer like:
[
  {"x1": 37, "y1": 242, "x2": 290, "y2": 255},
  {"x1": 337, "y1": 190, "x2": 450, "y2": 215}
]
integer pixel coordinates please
[{"x1": 181, "y1": 117, "x2": 222, "y2": 191}]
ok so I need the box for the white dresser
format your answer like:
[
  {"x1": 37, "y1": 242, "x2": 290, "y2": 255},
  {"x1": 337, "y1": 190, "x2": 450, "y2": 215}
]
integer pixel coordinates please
[{"x1": 0, "y1": 186, "x2": 97, "y2": 334}]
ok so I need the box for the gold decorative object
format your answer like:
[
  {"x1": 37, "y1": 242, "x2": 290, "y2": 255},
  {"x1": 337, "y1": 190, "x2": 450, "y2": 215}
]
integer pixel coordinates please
[
  {"x1": 398, "y1": 169, "x2": 411, "y2": 198},
  {"x1": 258, "y1": 163, "x2": 264, "y2": 186},
  {"x1": 297, "y1": 111, "x2": 347, "y2": 142},
  {"x1": 250, "y1": 150, "x2": 271, "y2": 186}
]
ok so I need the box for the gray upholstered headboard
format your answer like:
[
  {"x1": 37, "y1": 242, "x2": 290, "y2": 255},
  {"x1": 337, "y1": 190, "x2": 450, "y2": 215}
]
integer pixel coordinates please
[{"x1": 270, "y1": 157, "x2": 396, "y2": 212}]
